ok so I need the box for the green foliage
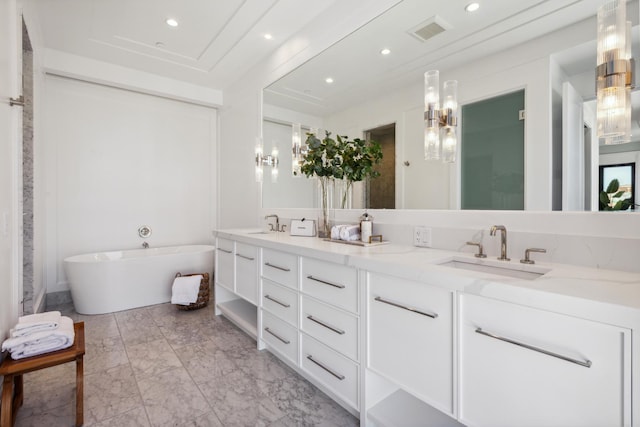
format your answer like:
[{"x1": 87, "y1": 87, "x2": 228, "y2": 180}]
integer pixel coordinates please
[{"x1": 599, "y1": 178, "x2": 633, "y2": 211}]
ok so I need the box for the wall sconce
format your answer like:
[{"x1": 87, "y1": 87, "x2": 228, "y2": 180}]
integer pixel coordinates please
[
  {"x1": 596, "y1": 0, "x2": 634, "y2": 145},
  {"x1": 255, "y1": 138, "x2": 279, "y2": 183},
  {"x1": 424, "y1": 70, "x2": 458, "y2": 163},
  {"x1": 292, "y1": 123, "x2": 303, "y2": 176}
]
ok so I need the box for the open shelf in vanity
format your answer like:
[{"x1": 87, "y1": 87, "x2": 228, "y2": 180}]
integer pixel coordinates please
[{"x1": 216, "y1": 299, "x2": 258, "y2": 339}]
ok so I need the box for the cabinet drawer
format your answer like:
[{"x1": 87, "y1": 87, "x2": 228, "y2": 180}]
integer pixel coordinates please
[
  {"x1": 215, "y1": 238, "x2": 234, "y2": 291},
  {"x1": 368, "y1": 273, "x2": 453, "y2": 415},
  {"x1": 301, "y1": 296, "x2": 359, "y2": 361},
  {"x1": 301, "y1": 333, "x2": 359, "y2": 411},
  {"x1": 460, "y1": 294, "x2": 631, "y2": 427},
  {"x1": 261, "y1": 311, "x2": 298, "y2": 365},
  {"x1": 262, "y1": 279, "x2": 298, "y2": 326},
  {"x1": 301, "y1": 258, "x2": 358, "y2": 313},
  {"x1": 235, "y1": 243, "x2": 258, "y2": 304},
  {"x1": 262, "y1": 249, "x2": 298, "y2": 290}
]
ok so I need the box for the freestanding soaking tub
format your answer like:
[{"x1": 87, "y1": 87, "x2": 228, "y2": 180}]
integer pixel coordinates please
[{"x1": 64, "y1": 245, "x2": 214, "y2": 314}]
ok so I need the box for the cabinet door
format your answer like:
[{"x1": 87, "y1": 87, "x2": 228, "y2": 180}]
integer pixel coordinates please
[
  {"x1": 460, "y1": 294, "x2": 631, "y2": 427},
  {"x1": 368, "y1": 273, "x2": 454, "y2": 415},
  {"x1": 215, "y1": 238, "x2": 234, "y2": 291},
  {"x1": 235, "y1": 243, "x2": 258, "y2": 304}
]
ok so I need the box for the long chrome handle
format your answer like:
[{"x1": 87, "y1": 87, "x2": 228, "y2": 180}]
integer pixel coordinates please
[
  {"x1": 475, "y1": 328, "x2": 592, "y2": 368},
  {"x1": 264, "y1": 328, "x2": 290, "y2": 344},
  {"x1": 265, "y1": 294, "x2": 290, "y2": 308},
  {"x1": 265, "y1": 262, "x2": 291, "y2": 272},
  {"x1": 306, "y1": 275, "x2": 345, "y2": 289},
  {"x1": 236, "y1": 253, "x2": 255, "y2": 261},
  {"x1": 374, "y1": 296, "x2": 438, "y2": 319},
  {"x1": 306, "y1": 355, "x2": 345, "y2": 380},
  {"x1": 217, "y1": 248, "x2": 232, "y2": 254},
  {"x1": 306, "y1": 315, "x2": 345, "y2": 335}
]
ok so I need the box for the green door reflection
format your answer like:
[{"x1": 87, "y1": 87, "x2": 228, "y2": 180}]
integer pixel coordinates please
[{"x1": 461, "y1": 90, "x2": 525, "y2": 210}]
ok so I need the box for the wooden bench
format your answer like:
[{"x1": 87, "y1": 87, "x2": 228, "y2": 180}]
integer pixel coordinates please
[{"x1": 0, "y1": 322, "x2": 85, "y2": 427}]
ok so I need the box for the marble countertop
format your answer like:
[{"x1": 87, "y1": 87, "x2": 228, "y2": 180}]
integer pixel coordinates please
[{"x1": 215, "y1": 229, "x2": 640, "y2": 324}]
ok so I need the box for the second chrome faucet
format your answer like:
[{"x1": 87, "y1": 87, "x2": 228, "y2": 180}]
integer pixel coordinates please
[{"x1": 490, "y1": 225, "x2": 509, "y2": 261}]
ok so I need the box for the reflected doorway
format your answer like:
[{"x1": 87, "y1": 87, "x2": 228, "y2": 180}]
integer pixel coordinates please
[{"x1": 365, "y1": 124, "x2": 395, "y2": 209}]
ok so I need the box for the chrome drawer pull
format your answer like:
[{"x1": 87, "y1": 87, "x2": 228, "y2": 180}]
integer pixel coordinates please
[
  {"x1": 265, "y1": 262, "x2": 291, "y2": 272},
  {"x1": 374, "y1": 296, "x2": 438, "y2": 319},
  {"x1": 306, "y1": 275, "x2": 345, "y2": 289},
  {"x1": 264, "y1": 328, "x2": 290, "y2": 344},
  {"x1": 475, "y1": 328, "x2": 592, "y2": 368},
  {"x1": 306, "y1": 355, "x2": 345, "y2": 380},
  {"x1": 217, "y1": 248, "x2": 232, "y2": 254},
  {"x1": 306, "y1": 315, "x2": 345, "y2": 335},
  {"x1": 236, "y1": 253, "x2": 255, "y2": 261},
  {"x1": 265, "y1": 294, "x2": 290, "y2": 308}
]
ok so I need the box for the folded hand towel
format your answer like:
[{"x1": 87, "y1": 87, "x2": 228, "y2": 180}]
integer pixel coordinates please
[
  {"x1": 171, "y1": 274, "x2": 203, "y2": 305},
  {"x1": 330, "y1": 225, "x2": 341, "y2": 240},
  {"x1": 339, "y1": 225, "x2": 361, "y2": 241},
  {"x1": 11, "y1": 311, "x2": 62, "y2": 338},
  {"x1": 3, "y1": 316, "x2": 75, "y2": 359}
]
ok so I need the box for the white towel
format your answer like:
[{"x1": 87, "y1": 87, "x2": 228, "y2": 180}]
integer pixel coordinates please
[
  {"x1": 339, "y1": 225, "x2": 361, "y2": 242},
  {"x1": 3, "y1": 316, "x2": 75, "y2": 359},
  {"x1": 11, "y1": 311, "x2": 62, "y2": 338},
  {"x1": 171, "y1": 275, "x2": 203, "y2": 305},
  {"x1": 330, "y1": 225, "x2": 341, "y2": 240}
]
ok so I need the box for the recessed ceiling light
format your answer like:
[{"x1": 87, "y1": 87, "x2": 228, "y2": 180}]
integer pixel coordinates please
[
  {"x1": 325, "y1": 77, "x2": 334, "y2": 84},
  {"x1": 165, "y1": 18, "x2": 179, "y2": 27},
  {"x1": 380, "y1": 48, "x2": 391, "y2": 55},
  {"x1": 264, "y1": 33, "x2": 273, "y2": 40},
  {"x1": 465, "y1": 2, "x2": 480, "y2": 12}
]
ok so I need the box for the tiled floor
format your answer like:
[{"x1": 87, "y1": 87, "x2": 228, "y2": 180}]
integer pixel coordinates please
[{"x1": 13, "y1": 301, "x2": 359, "y2": 427}]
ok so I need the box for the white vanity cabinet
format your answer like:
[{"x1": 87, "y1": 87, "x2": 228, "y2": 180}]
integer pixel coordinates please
[
  {"x1": 214, "y1": 237, "x2": 234, "y2": 292},
  {"x1": 459, "y1": 294, "x2": 632, "y2": 427},
  {"x1": 367, "y1": 273, "x2": 454, "y2": 415},
  {"x1": 234, "y1": 242, "x2": 258, "y2": 304}
]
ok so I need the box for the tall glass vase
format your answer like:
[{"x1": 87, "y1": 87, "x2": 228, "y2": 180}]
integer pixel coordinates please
[
  {"x1": 317, "y1": 176, "x2": 334, "y2": 238},
  {"x1": 335, "y1": 179, "x2": 353, "y2": 209}
]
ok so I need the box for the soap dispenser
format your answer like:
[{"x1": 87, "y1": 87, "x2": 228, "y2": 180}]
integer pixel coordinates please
[{"x1": 360, "y1": 212, "x2": 373, "y2": 243}]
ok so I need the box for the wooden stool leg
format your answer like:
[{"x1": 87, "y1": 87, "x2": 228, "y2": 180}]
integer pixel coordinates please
[
  {"x1": 13, "y1": 375, "x2": 22, "y2": 408},
  {"x1": 1, "y1": 375, "x2": 13, "y2": 427},
  {"x1": 75, "y1": 356, "x2": 83, "y2": 427}
]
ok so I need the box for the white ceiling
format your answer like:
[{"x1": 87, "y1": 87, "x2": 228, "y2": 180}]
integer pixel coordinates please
[
  {"x1": 264, "y1": 0, "x2": 631, "y2": 117},
  {"x1": 27, "y1": 0, "x2": 341, "y2": 90}
]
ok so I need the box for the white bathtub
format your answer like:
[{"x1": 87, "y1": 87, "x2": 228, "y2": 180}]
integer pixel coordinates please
[{"x1": 64, "y1": 245, "x2": 214, "y2": 314}]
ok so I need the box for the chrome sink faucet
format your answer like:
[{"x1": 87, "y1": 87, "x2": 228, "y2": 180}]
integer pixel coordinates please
[
  {"x1": 490, "y1": 225, "x2": 510, "y2": 261},
  {"x1": 265, "y1": 214, "x2": 279, "y2": 232}
]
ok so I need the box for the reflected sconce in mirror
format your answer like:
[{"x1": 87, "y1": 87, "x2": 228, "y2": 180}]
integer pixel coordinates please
[
  {"x1": 255, "y1": 138, "x2": 279, "y2": 183},
  {"x1": 292, "y1": 123, "x2": 303, "y2": 176},
  {"x1": 424, "y1": 70, "x2": 459, "y2": 162},
  {"x1": 596, "y1": 0, "x2": 634, "y2": 145}
]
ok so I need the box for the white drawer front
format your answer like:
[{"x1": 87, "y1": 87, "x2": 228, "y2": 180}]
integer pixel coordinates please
[
  {"x1": 369, "y1": 273, "x2": 454, "y2": 415},
  {"x1": 301, "y1": 296, "x2": 359, "y2": 361},
  {"x1": 262, "y1": 249, "x2": 298, "y2": 290},
  {"x1": 261, "y1": 279, "x2": 298, "y2": 326},
  {"x1": 460, "y1": 294, "x2": 631, "y2": 427},
  {"x1": 301, "y1": 334, "x2": 359, "y2": 411},
  {"x1": 215, "y1": 238, "x2": 234, "y2": 291},
  {"x1": 261, "y1": 311, "x2": 298, "y2": 365},
  {"x1": 301, "y1": 258, "x2": 358, "y2": 313},
  {"x1": 235, "y1": 243, "x2": 258, "y2": 304}
]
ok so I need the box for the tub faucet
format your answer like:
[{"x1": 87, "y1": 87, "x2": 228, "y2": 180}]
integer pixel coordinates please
[
  {"x1": 142, "y1": 241, "x2": 149, "y2": 249},
  {"x1": 265, "y1": 214, "x2": 279, "y2": 232},
  {"x1": 489, "y1": 225, "x2": 510, "y2": 261}
]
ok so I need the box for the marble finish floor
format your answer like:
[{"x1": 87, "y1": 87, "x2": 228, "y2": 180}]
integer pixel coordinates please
[{"x1": 13, "y1": 301, "x2": 359, "y2": 427}]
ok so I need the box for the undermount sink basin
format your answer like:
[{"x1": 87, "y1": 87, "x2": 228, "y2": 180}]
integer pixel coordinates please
[{"x1": 437, "y1": 258, "x2": 550, "y2": 280}]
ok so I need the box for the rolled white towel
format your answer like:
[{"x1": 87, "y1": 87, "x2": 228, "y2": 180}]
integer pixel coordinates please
[
  {"x1": 330, "y1": 225, "x2": 342, "y2": 240},
  {"x1": 171, "y1": 274, "x2": 203, "y2": 305},
  {"x1": 3, "y1": 316, "x2": 75, "y2": 359},
  {"x1": 339, "y1": 225, "x2": 361, "y2": 241},
  {"x1": 11, "y1": 311, "x2": 62, "y2": 338}
]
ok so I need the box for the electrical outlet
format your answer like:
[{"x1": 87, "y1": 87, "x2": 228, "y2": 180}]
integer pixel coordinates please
[{"x1": 413, "y1": 226, "x2": 432, "y2": 247}]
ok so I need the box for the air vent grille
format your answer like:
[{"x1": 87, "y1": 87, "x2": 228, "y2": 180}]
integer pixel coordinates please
[{"x1": 408, "y1": 16, "x2": 451, "y2": 42}]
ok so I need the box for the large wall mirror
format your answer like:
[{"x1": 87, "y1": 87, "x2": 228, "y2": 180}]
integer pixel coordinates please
[{"x1": 262, "y1": 0, "x2": 639, "y2": 212}]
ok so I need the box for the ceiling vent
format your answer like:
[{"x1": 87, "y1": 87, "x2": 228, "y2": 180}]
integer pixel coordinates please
[{"x1": 408, "y1": 16, "x2": 451, "y2": 43}]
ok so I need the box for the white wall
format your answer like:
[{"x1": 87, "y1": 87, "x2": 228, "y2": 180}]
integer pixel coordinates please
[{"x1": 43, "y1": 76, "x2": 218, "y2": 292}]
